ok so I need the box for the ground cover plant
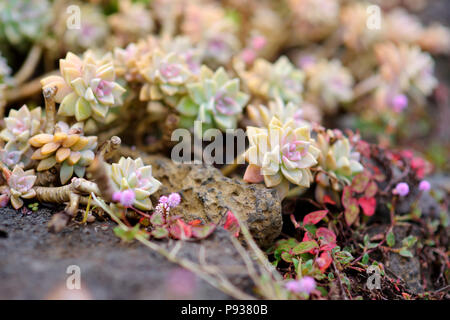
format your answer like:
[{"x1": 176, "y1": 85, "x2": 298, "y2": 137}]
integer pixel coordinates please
[{"x1": 0, "y1": 0, "x2": 449, "y2": 300}]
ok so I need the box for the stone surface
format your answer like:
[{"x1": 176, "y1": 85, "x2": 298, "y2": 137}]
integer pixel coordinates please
[
  {"x1": 145, "y1": 155, "x2": 283, "y2": 248},
  {"x1": 0, "y1": 207, "x2": 254, "y2": 299}
]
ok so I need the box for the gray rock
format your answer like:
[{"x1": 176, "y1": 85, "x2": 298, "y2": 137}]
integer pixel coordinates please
[{"x1": 145, "y1": 155, "x2": 283, "y2": 248}]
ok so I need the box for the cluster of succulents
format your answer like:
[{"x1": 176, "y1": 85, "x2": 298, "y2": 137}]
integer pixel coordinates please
[
  {"x1": 107, "y1": 157, "x2": 161, "y2": 211},
  {"x1": 244, "y1": 117, "x2": 320, "y2": 194},
  {"x1": 0, "y1": 105, "x2": 42, "y2": 169},
  {"x1": 176, "y1": 66, "x2": 249, "y2": 133},
  {"x1": 242, "y1": 57, "x2": 304, "y2": 104},
  {"x1": 42, "y1": 51, "x2": 126, "y2": 123},
  {"x1": 304, "y1": 59, "x2": 354, "y2": 115},
  {"x1": 246, "y1": 97, "x2": 312, "y2": 129},
  {"x1": 2, "y1": 166, "x2": 36, "y2": 209},
  {"x1": 315, "y1": 129, "x2": 364, "y2": 193},
  {"x1": 0, "y1": 0, "x2": 51, "y2": 46},
  {"x1": 28, "y1": 122, "x2": 97, "y2": 184}
]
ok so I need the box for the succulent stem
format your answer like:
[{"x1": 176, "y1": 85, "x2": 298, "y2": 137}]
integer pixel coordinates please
[{"x1": 43, "y1": 86, "x2": 57, "y2": 134}]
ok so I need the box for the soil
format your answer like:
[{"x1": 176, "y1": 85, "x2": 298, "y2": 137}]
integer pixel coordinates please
[{"x1": 0, "y1": 206, "x2": 254, "y2": 299}]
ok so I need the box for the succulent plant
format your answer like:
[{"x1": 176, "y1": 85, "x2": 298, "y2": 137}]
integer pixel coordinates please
[
  {"x1": 375, "y1": 42, "x2": 437, "y2": 97},
  {"x1": 107, "y1": 157, "x2": 161, "y2": 211},
  {"x1": 176, "y1": 66, "x2": 249, "y2": 133},
  {"x1": 108, "y1": 0, "x2": 154, "y2": 47},
  {"x1": 242, "y1": 56, "x2": 304, "y2": 104},
  {"x1": 139, "y1": 49, "x2": 195, "y2": 106},
  {"x1": 59, "y1": 3, "x2": 109, "y2": 52},
  {"x1": 340, "y1": 2, "x2": 382, "y2": 52},
  {"x1": 246, "y1": 97, "x2": 313, "y2": 128},
  {"x1": 287, "y1": 0, "x2": 340, "y2": 44},
  {"x1": 28, "y1": 122, "x2": 97, "y2": 184},
  {"x1": 0, "y1": 105, "x2": 42, "y2": 148},
  {"x1": 0, "y1": 143, "x2": 27, "y2": 169},
  {"x1": 6, "y1": 166, "x2": 36, "y2": 209},
  {"x1": 315, "y1": 129, "x2": 364, "y2": 190},
  {"x1": 305, "y1": 59, "x2": 354, "y2": 114},
  {"x1": 42, "y1": 51, "x2": 126, "y2": 122},
  {"x1": 0, "y1": 0, "x2": 51, "y2": 46},
  {"x1": 244, "y1": 117, "x2": 320, "y2": 190}
]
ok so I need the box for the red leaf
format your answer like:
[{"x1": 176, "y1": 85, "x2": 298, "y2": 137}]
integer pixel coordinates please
[
  {"x1": 364, "y1": 181, "x2": 378, "y2": 198},
  {"x1": 341, "y1": 186, "x2": 353, "y2": 208},
  {"x1": 344, "y1": 198, "x2": 360, "y2": 226},
  {"x1": 223, "y1": 211, "x2": 240, "y2": 237},
  {"x1": 352, "y1": 172, "x2": 370, "y2": 193},
  {"x1": 323, "y1": 195, "x2": 336, "y2": 205},
  {"x1": 188, "y1": 219, "x2": 203, "y2": 226},
  {"x1": 316, "y1": 227, "x2": 337, "y2": 251},
  {"x1": 302, "y1": 231, "x2": 314, "y2": 242},
  {"x1": 191, "y1": 223, "x2": 216, "y2": 239},
  {"x1": 316, "y1": 251, "x2": 332, "y2": 272},
  {"x1": 358, "y1": 197, "x2": 376, "y2": 216},
  {"x1": 169, "y1": 219, "x2": 192, "y2": 239},
  {"x1": 303, "y1": 210, "x2": 328, "y2": 225}
]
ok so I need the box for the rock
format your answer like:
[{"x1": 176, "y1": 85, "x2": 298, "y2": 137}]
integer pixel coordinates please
[
  {"x1": 145, "y1": 155, "x2": 283, "y2": 248},
  {"x1": 0, "y1": 207, "x2": 254, "y2": 299}
]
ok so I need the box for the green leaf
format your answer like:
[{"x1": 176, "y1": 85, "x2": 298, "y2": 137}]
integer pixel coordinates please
[
  {"x1": 60, "y1": 161, "x2": 74, "y2": 184},
  {"x1": 402, "y1": 236, "x2": 417, "y2": 248},
  {"x1": 58, "y1": 92, "x2": 77, "y2": 116},
  {"x1": 292, "y1": 241, "x2": 319, "y2": 254},
  {"x1": 176, "y1": 96, "x2": 198, "y2": 117},
  {"x1": 362, "y1": 253, "x2": 369, "y2": 265},
  {"x1": 151, "y1": 227, "x2": 169, "y2": 239},
  {"x1": 281, "y1": 252, "x2": 293, "y2": 263},
  {"x1": 399, "y1": 248, "x2": 414, "y2": 258},
  {"x1": 386, "y1": 231, "x2": 395, "y2": 247},
  {"x1": 351, "y1": 172, "x2": 370, "y2": 193},
  {"x1": 344, "y1": 198, "x2": 360, "y2": 226},
  {"x1": 304, "y1": 224, "x2": 317, "y2": 236},
  {"x1": 75, "y1": 97, "x2": 92, "y2": 121}
]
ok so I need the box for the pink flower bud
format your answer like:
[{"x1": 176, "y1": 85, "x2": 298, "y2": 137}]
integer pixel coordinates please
[
  {"x1": 285, "y1": 276, "x2": 316, "y2": 294},
  {"x1": 391, "y1": 94, "x2": 408, "y2": 113},
  {"x1": 159, "y1": 195, "x2": 169, "y2": 204},
  {"x1": 419, "y1": 180, "x2": 431, "y2": 192},
  {"x1": 168, "y1": 193, "x2": 181, "y2": 208},
  {"x1": 251, "y1": 36, "x2": 266, "y2": 50},
  {"x1": 120, "y1": 189, "x2": 135, "y2": 207},
  {"x1": 112, "y1": 191, "x2": 122, "y2": 202},
  {"x1": 393, "y1": 182, "x2": 409, "y2": 197}
]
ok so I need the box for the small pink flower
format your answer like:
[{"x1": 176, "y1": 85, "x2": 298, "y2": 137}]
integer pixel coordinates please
[
  {"x1": 391, "y1": 94, "x2": 408, "y2": 113},
  {"x1": 393, "y1": 182, "x2": 409, "y2": 197},
  {"x1": 285, "y1": 276, "x2": 316, "y2": 294},
  {"x1": 419, "y1": 180, "x2": 431, "y2": 192},
  {"x1": 168, "y1": 193, "x2": 181, "y2": 208},
  {"x1": 112, "y1": 191, "x2": 122, "y2": 202},
  {"x1": 120, "y1": 189, "x2": 135, "y2": 207},
  {"x1": 251, "y1": 36, "x2": 266, "y2": 50},
  {"x1": 159, "y1": 195, "x2": 169, "y2": 204},
  {"x1": 241, "y1": 48, "x2": 256, "y2": 64}
]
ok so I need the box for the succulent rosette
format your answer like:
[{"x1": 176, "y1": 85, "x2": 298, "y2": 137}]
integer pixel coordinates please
[
  {"x1": 0, "y1": 105, "x2": 42, "y2": 148},
  {"x1": 305, "y1": 59, "x2": 354, "y2": 114},
  {"x1": 176, "y1": 66, "x2": 249, "y2": 133},
  {"x1": 28, "y1": 122, "x2": 97, "y2": 184},
  {"x1": 5, "y1": 166, "x2": 37, "y2": 209},
  {"x1": 41, "y1": 52, "x2": 126, "y2": 122},
  {"x1": 375, "y1": 42, "x2": 437, "y2": 97},
  {"x1": 247, "y1": 97, "x2": 313, "y2": 129},
  {"x1": 243, "y1": 56, "x2": 304, "y2": 104},
  {"x1": 0, "y1": 0, "x2": 51, "y2": 46},
  {"x1": 107, "y1": 157, "x2": 161, "y2": 211},
  {"x1": 315, "y1": 129, "x2": 364, "y2": 189},
  {"x1": 139, "y1": 49, "x2": 194, "y2": 106},
  {"x1": 244, "y1": 117, "x2": 320, "y2": 191}
]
